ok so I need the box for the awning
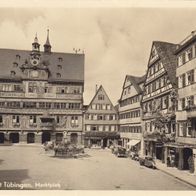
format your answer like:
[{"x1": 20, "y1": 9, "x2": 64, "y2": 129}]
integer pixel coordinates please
[
  {"x1": 127, "y1": 140, "x2": 140, "y2": 146},
  {"x1": 164, "y1": 142, "x2": 196, "y2": 149}
]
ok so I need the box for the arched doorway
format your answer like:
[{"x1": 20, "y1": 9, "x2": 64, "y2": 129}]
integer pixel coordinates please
[
  {"x1": 70, "y1": 133, "x2": 78, "y2": 144},
  {"x1": 0, "y1": 132, "x2": 4, "y2": 143},
  {"x1": 9, "y1": 133, "x2": 19, "y2": 143},
  {"x1": 42, "y1": 132, "x2": 51, "y2": 143},
  {"x1": 56, "y1": 133, "x2": 63, "y2": 143},
  {"x1": 27, "y1": 133, "x2": 35, "y2": 143}
]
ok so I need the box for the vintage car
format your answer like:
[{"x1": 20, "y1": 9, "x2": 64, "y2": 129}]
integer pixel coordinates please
[
  {"x1": 113, "y1": 146, "x2": 127, "y2": 157},
  {"x1": 139, "y1": 156, "x2": 156, "y2": 169},
  {"x1": 130, "y1": 152, "x2": 139, "y2": 161}
]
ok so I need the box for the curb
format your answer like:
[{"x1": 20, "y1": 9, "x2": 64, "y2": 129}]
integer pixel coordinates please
[{"x1": 156, "y1": 166, "x2": 196, "y2": 189}]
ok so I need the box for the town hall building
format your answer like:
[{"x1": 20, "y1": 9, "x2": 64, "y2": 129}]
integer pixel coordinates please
[{"x1": 0, "y1": 30, "x2": 84, "y2": 144}]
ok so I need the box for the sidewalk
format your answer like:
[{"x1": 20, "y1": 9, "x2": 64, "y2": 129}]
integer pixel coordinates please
[{"x1": 155, "y1": 160, "x2": 196, "y2": 188}]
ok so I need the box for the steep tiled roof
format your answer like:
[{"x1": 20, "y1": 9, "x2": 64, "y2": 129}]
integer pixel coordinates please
[
  {"x1": 126, "y1": 74, "x2": 146, "y2": 94},
  {"x1": 86, "y1": 85, "x2": 117, "y2": 112},
  {"x1": 152, "y1": 41, "x2": 177, "y2": 87},
  {"x1": 0, "y1": 48, "x2": 84, "y2": 82}
]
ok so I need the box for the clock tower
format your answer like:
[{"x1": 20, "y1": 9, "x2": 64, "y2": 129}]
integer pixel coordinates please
[{"x1": 30, "y1": 33, "x2": 41, "y2": 67}]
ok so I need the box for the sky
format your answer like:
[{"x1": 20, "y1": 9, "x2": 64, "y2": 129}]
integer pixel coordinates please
[{"x1": 1, "y1": 4, "x2": 196, "y2": 104}]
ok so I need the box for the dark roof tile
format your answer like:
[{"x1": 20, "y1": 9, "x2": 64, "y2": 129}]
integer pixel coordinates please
[{"x1": 0, "y1": 48, "x2": 84, "y2": 81}]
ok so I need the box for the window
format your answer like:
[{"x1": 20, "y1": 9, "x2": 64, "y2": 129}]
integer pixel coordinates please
[
  {"x1": 98, "y1": 125, "x2": 103, "y2": 131},
  {"x1": 23, "y1": 102, "x2": 36, "y2": 108},
  {"x1": 58, "y1": 57, "x2": 63, "y2": 62},
  {"x1": 187, "y1": 96, "x2": 194, "y2": 107},
  {"x1": 93, "y1": 115, "x2": 97, "y2": 120},
  {"x1": 92, "y1": 104, "x2": 96, "y2": 110},
  {"x1": 28, "y1": 82, "x2": 37, "y2": 93},
  {"x1": 29, "y1": 116, "x2": 36, "y2": 124},
  {"x1": 106, "y1": 104, "x2": 111, "y2": 110},
  {"x1": 14, "y1": 85, "x2": 23, "y2": 92},
  {"x1": 96, "y1": 104, "x2": 101, "y2": 110},
  {"x1": 178, "y1": 123, "x2": 186, "y2": 137},
  {"x1": 60, "y1": 103, "x2": 66, "y2": 109},
  {"x1": 13, "y1": 62, "x2": 18, "y2": 67},
  {"x1": 128, "y1": 86, "x2": 131, "y2": 94},
  {"x1": 98, "y1": 115, "x2": 103, "y2": 120},
  {"x1": 86, "y1": 125, "x2": 91, "y2": 131},
  {"x1": 177, "y1": 55, "x2": 182, "y2": 66},
  {"x1": 111, "y1": 126, "x2": 115, "y2": 131},
  {"x1": 13, "y1": 115, "x2": 20, "y2": 124},
  {"x1": 109, "y1": 115, "x2": 113, "y2": 120},
  {"x1": 186, "y1": 48, "x2": 193, "y2": 62},
  {"x1": 162, "y1": 96, "x2": 168, "y2": 109},
  {"x1": 16, "y1": 54, "x2": 21, "y2": 61},
  {"x1": 152, "y1": 82, "x2": 156, "y2": 92},
  {"x1": 73, "y1": 88, "x2": 80, "y2": 94},
  {"x1": 182, "y1": 52, "x2": 186, "y2": 64},
  {"x1": 54, "y1": 103, "x2": 60, "y2": 109},
  {"x1": 10, "y1": 71, "x2": 16, "y2": 77},
  {"x1": 147, "y1": 84, "x2": 151, "y2": 94},
  {"x1": 57, "y1": 65, "x2": 62, "y2": 70},
  {"x1": 56, "y1": 73, "x2": 61, "y2": 78},
  {"x1": 92, "y1": 126, "x2": 97, "y2": 131},
  {"x1": 182, "y1": 74, "x2": 186, "y2": 87},
  {"x1": 154, "y1": 63, "x2": 159, "y2": 72},
  {"x1": 98, "y1": 94, "x2": 104, "y2": 100},
  {"x1": 181, "y1": 98, "x2": 186, "y2": 110},
  {"x1": 71, "y1": 116, "x2": 79, "y2": 127},
  {"x1": 0, "y1": 115, "x2": 3, "y2": 124},
  {"x1": 105, "y1": 125, "x2": 109, "y2": 131},
  {"x1": 7, "y1": 102, "x2": 20, "y2": 108},
  {"x1": 56, "y1": 116, "x2": 60, "y2": 124},
  {"x1": 187, "y1": 70, "x2": 194, "y2": 85},
  {"x1": 102, "y1": 104, "x2": 106, "y2": 110},
  {"x1": 178, "y1": 76, "x2": 182, "y2": 88}
]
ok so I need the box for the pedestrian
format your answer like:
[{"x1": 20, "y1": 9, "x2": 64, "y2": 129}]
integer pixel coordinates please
[{"x1": 167, "y1": 156, "x2": 170, "y2": 167}]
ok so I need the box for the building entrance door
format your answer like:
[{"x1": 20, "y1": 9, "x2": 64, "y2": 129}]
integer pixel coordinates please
[
  {"x1": 183, "y1": 148, "x2": 193, "y2": 170},
  {"x1": 27, "y1": 133, "x2": 35, "y2": 143},
  {"x1": 70, "y1": 133, "x2": 78, "y2": 144},
  {"x1": 0, "y1": 133, "x2": 4, "y2": 143},
  {"x1": 42, "y1": 132, "x2": 51, "y2": 143},
  {"x1": 9, "y1": 133, "x2": 19, "y2": 143},
  {"x1": 56, "y1": 133, "x2": 63, "y2": 142},
  {"x1": 103, "y1": 138, "x2": 107, "y2": 148}
]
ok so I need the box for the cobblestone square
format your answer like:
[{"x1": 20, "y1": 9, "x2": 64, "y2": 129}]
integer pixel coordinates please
[{"x1": 0, "y1": 145, "x2": 195, "y2": 190}]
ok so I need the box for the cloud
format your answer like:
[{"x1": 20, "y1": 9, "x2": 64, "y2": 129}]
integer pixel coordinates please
[{"x1": 0, "y1": 7, "x2": 196, "y2": 105}]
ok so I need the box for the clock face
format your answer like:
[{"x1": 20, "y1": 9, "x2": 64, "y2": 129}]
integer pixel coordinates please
[{"x1": 30, "y1": 56, "x2": 40, "y2": 66}]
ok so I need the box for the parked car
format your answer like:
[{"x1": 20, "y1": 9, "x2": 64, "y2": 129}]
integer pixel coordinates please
[
  {"x1": 131, "y1": 153, "x2": 139, "y2": 161},
  {"x1": 114, "y1": 146, "x2": 127, "y2": 157},
  {"x1": 139, "y1": 156, "x2": 156, "y2": 169}
]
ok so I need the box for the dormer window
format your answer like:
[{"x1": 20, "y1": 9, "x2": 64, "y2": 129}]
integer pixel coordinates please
[
  {"x1": 10, "y1": 71, "x2": 16, "y2": 77},
  {"x1": 57, "y1": 64, "x2": 62, "y2": 70},
  {"x1": 13, "y1": 62, "x2": 18, "y2": 67},
  {"x1": 56, "y1": 73, "x2": 61, "y2": 78},
  {"x1": 98, "y1": 94, "x2": 104, "y2": 100},
  {"x1": 58, "y1": 57, "x2": 63, "y2": 62},
  {"x1": 16, "y1": 54, "x2": 21, "y2": 61}
]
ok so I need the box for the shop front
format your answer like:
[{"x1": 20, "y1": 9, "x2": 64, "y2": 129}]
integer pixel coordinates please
[
  {"x1": 164, "y1": 143, "x2": 195, "y2": 172},
  {"x1": 84, "y1": 131, "x2": 120, "y2": 148}
]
